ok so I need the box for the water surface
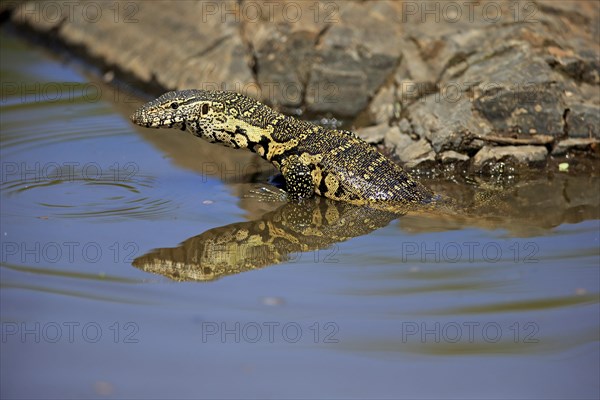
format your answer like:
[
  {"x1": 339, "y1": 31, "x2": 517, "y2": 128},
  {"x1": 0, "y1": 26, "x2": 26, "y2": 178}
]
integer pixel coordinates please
[{"x1": 1, "y1": 32, "x2": 599, "y2": 399}]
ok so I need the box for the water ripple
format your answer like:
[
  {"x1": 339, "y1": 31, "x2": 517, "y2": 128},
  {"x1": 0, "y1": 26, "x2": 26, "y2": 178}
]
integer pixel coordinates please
[{"x1": 1, "y1": 167, "x2": 178, "y2": 221}]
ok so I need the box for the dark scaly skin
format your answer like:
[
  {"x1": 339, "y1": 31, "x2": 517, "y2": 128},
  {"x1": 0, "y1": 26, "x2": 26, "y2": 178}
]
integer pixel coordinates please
[{"x1": 130, "y1": 90, "x2": 435, "y2": 206}]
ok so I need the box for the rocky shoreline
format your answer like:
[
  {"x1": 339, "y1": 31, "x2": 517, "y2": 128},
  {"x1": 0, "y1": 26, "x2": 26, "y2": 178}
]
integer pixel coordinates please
[{"x1": 2, "y1": 0, "x2": 599, "y2": 172}]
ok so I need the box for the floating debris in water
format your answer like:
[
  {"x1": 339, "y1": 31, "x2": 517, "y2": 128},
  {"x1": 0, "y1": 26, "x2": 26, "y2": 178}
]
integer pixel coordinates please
[
  {"x1": 559, "y1": 162, "x2": 569, "y2": 172},
  {"x1": 93, "y1": 381, "x2": 114, "y2": 396},
  {"x1": 261, "y1": 296, "x2": 285, "y2": 306},
  {"x1": 103, "y1": 71, "x2": 115, "y2": 83}
]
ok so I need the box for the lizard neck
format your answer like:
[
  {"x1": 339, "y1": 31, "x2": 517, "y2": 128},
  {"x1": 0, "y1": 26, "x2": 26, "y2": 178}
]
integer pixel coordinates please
[{"x1": 190, "y1": 107, "x2": 317, "y2": 164}]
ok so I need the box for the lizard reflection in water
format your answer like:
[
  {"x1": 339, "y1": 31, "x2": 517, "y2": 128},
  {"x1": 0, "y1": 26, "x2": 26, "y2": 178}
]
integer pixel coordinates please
[{"x1": 132, "y1": 197, "x2": 405, "y2": 281}]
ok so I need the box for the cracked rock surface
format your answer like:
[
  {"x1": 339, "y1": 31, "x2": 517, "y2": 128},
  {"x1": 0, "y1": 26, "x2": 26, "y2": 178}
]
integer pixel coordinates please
[{"x1": 5, "y1": 0, "x2": 598, "y2": 170}]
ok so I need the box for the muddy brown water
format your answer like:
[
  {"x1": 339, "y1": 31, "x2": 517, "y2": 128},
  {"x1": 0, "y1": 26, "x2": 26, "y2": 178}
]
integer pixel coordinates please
[{"x1": 1, "y1": 32, "x2": 599, "y2": 399}]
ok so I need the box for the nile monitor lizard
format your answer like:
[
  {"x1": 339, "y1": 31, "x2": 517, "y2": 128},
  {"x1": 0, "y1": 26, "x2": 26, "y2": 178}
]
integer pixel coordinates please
[{"x1": 130, "y1": 89, "x2": 436, "y2": 207}]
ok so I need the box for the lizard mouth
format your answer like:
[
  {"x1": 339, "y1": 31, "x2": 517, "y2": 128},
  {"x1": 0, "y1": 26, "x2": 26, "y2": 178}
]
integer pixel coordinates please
[{"x1": 129, "y1": 110, "x2": 143, "y2": 125}]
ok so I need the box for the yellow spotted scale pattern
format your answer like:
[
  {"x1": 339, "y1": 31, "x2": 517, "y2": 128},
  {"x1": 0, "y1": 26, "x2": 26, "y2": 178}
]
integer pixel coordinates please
[{"x1": 131, "y1": 90, "x2": 433, "y2": 205}]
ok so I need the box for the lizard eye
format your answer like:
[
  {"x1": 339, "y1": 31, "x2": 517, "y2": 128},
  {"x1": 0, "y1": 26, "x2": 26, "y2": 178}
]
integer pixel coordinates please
[{"x1": 170, "y1": 102, "x2": 179, "y2": 109}]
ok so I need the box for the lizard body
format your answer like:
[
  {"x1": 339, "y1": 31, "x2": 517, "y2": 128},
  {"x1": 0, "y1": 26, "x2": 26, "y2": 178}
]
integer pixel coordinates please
[{"x1": 131, "y1": 90, "x2": 434, "y2": 205}]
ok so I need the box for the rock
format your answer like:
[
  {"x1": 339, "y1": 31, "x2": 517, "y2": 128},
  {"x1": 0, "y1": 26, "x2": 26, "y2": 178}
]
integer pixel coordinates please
[
  {"x1": 11, "y1": 0, "x2": 255, "y2": 93},
  {"x1": 395, "y1": 3, "x2": 598, "y2": 156},
  {"x1": 177, "y1": 35, "x2": 255, "y2": 93},
  {"x1": 566, "y1": 103, "x2": 600, "y2": 139},
  {"x1": 407, "y1": 96, "x2": 492, "y2": 153},
  {"x1": 355, "y1": 124, "x2": 391, "y2": 144},
  {"x1": 367, "y1": 83, "x2": 396, "y2": 125},
  {"x1": 384, "y1": 127, "x2": 436, "y2": 167},
  {"x1": 6, "y1": 0, "x2": 599, "y2": 166},
  {"x1": 473, "y1": 145, "x2": 548, "y2": 167},
  {"x1": 474, "y1": 82, "x2": 566, "y2": 137},
  {"x1": 384, "y1": 126, "x2": 413, "y2": 152},
  {"x1": 392, "y1": 51, "x2": 438, "y2": 113},
  {"x1": 547, "y1": 51, "x2": 600, "y2": 85},
  {"x1": 305, "y1": 2, "x2": 403, "y2": 116},
  {"x1": 440, "y1": 151, "x2": 470, "y2": 164},
  {"x1": 552, "y1": 138, "x2": 600, "y2": 155},
  {"x1": 241, "y1": 1, "x2": 328, "y2": 107},
  {"x1": 468, "y1": 46, "x2": 567, "y2": 137},
  {"x1": 393, "y1": 137, "x2": 435, "y2": 168},
  {"x1": 398, "y1": 118, "x2": 412, "y2": 135},
  {"x1": 394, "y1": 37, "x2": 437, "y2": 89}
]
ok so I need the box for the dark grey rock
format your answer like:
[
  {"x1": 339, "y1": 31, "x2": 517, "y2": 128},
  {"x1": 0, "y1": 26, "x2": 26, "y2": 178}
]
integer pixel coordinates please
[
  {"x1": 242, "y1": 2, "x2": 328, "y2": 107},
  {"x1": 305, "y1": 2, "x2": 403, "y2": 116},
  {"x1": 566, "y1": 103, "x2": 600, "y2": 139},
  {"x1": 548, "y1": 52, "x2": 600, "y2": 85},
  {"x1": 407, "y1": 96, "x2": 492, "y2": 153},
  {"x1": 467, "y1": 47, "x2": 567, "y2": 137},
  {"x1": 474, "y1": 82, "x2": 566, "y2": 137}
]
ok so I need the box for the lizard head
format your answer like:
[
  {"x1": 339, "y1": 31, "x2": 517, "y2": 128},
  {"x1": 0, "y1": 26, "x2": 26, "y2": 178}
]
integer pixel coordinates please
[
  {"x1": 130, "y1": 89, "x2": 224, "y2": 132},
  {"x1": 131, "y1": 89, "x2": 280, "y2": 151}
]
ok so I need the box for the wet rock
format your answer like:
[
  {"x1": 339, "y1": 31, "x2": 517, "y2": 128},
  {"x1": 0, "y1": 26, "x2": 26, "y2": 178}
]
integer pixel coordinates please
[
  {"x1": 566, "y1": 103, "x2": 600, "y2": 139},
  {"x1": 473, "y1": 145, "x2": 548, "y2": 167},
  {"x1": 552, "y1": 138, "x2": 600, "y2": 155}
]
